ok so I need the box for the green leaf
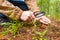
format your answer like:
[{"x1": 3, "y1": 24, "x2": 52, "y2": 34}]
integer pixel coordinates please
[
  {"x1": 44, "y1": 38, "x2": 48, "y2": 40},
  {"x1": 42, "y1": 30, "x2": 47, "y2": 36},
  {"x1": 0, "y1": 22, "x2": 11, "y2": 26},
  {"x1": 39, "y1": 38, "x2": 43, "y2": 40},
  {"x1": 36, "y1": 32, "x2": 42, "y2": 36}
]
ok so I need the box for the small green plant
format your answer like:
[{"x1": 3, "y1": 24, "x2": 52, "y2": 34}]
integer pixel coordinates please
[
  {"x1": 0, "y1": 21, "x2": 24, "y2": 36},
  {"x1": 36, "y1": 30, "x2": 47, "y2": 40},
  {"x1": 32, "y1": 30, "x2": 48, "y2": 40},
  {"x1": 0, "y1": 22, "x2": 11, "y2": 35},
  {"x1": 0, "y1": 28, "x2": 9, "y2": 35},
  {"x1": 31, "y1": 19, "x2": 48, "y2": 40},
  {"x1": 8, "y1": 20, "x2": 24, "y2": 36}
]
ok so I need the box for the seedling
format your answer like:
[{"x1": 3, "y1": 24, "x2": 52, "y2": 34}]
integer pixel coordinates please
[{"x1": 32, "y1": 30, "x2": 48, "y2": 40}]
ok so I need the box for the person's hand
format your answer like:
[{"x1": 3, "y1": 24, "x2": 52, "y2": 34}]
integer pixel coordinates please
[
  {"x1": 36, "y1": 16, "x2": 51, "y2": 24},
  {"x1": 20, "y1": 11, "x2": 35, "y2": 21}
]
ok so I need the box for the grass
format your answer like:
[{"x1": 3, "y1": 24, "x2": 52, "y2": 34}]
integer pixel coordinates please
[
  {"x1": 0, "y1": 20, "x2": 24, "y2": 36},
  {"x1": 32, "y1": 30, "x2": 47, "y2": 40},
  {"x1": 37, "y1": 0, "x2": 60, "y2": 21}
]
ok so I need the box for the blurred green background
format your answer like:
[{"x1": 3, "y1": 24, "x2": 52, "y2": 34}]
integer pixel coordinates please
[{"x1": 37, "y1": 0, "x2": 60, "y2": 20}]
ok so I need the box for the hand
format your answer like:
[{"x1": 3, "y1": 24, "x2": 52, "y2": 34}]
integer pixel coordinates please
[
  {"x1": 36, "y1": 16, "x2": 51, "y2": 24},
  {"x1": 20, "y1": 11, "x2": 35, "y2": 21}
]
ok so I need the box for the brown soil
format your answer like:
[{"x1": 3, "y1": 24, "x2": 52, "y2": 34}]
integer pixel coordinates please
[{"x1": 0, "y1": 20, "x2": 60, "y2": 40}]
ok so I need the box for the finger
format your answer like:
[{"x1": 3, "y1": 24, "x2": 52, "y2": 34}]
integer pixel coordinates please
[
  {"x1": 39, "y1": 17, "x2": 48, "y2": 24},
  {"x1": 40, "y1": 18, "x2": 49, "y2": 24},
  {"x1": 26, "y1": 13, "x2": 33, "y2": 21},
  {"x1": 31, "y1": 13, "x2": 35, "y2": 19},
  {"x1": 36, "y1": 16, "x2": 45, "y2": 20},
  {"x1": 39, "y1": 16, "x2": 51, "y2": 23},
  {"x1": 39, "y1": 20, "x2": 48, "y2": 24},
  {"x1": 21, "y1": 11, "x2": 31, "y2": 21},
  {"x1": 21, "y1": 15, "x2": 28, "y2": 21},
  {"x1": 42, "y1": 16, "x2": 51, "y2": 23},
  {"x1": 45, "y1": 18, "x2": 51, "y2": 23},
  {"x1": 26, "y1": 15, "x2": 32, "y2": 21},
  {"x1": 28, "y1": 12, "x2": 35, "y2": 21},
  {"x1": 43, "y1": 16, "x2": 51, "y2": 23}
]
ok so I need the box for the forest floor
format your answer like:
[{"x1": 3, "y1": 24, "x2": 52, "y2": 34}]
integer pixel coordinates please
[{"x1": 0, "y1": 18, "x2": 60, "y2": 40}]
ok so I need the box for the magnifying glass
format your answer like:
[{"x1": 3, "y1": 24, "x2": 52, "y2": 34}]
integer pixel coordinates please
[{"x1": 35, "y1": 12, "x2": 45, "y2": 18}]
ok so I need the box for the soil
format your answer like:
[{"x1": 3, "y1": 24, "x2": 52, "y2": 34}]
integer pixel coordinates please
[{"x1": 0, "y1": 19, "x2": 60, "y2": 40}]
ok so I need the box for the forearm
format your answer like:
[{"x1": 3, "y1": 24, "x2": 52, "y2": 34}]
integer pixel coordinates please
[
  {"x1": 0, "y1": 0, "x2": 23, "y2": 20},
  {"x1": 25, "y1": 0, "x2": 40, "y2": 13}
]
